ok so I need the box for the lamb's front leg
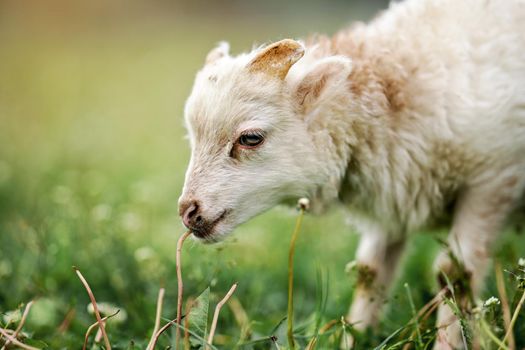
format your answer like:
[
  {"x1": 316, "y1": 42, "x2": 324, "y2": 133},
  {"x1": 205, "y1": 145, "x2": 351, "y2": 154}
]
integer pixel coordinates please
[
  {"x1": 433, "y1": 176, "x2": 522, "y2": 350},
  {"x1": 342, "y1": 227, "x2": 405, "y2": 348}
]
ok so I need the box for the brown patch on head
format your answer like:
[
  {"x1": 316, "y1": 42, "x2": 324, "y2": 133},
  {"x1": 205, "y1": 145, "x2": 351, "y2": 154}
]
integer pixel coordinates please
[
  {"x1": 248, "y1": 39, "x2": 304, "y2": 80},
  {"x1": 347, "y1": 61, "x2": 371, "y2": 96},
  {"x1": 208, "y1": 75, "x2": 218, "y2": 83},
  {"x1": 381, "y1": 77, "x2": 407, "y2": 113},
  {"x1": 348, "y1": 63, "x2": 407, "y2": 113},
  {"x1": 313, "y1": 29, "x2": 411, "y2": 115}
]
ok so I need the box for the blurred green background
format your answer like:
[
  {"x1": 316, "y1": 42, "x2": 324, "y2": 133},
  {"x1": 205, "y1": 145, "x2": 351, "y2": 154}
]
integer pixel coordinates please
[{"x1": 1, "y1": 1, "x2": 523, "y2": 348}]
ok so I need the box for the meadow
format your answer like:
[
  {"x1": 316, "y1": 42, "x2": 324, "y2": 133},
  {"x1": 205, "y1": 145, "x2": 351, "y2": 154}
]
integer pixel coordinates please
[{"x1": 0, "y1": 2, "x2": 524, "y2": 349}]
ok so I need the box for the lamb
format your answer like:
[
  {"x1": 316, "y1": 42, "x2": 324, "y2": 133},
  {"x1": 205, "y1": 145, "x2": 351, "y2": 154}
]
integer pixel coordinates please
[{"x1": 178, "y1": 0, "x2": 525, "y2": 348}]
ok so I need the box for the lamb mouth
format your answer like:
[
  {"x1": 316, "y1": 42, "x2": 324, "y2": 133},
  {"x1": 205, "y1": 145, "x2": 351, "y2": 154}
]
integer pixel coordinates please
[{"x1": 191, "y1": 210, "x2": 229, "y2": 240}]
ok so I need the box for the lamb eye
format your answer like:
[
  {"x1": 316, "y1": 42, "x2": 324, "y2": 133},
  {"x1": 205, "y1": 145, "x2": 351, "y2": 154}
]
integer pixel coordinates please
[{"x1": 238, "y1": 133, "x2": 264, "y2": 147}]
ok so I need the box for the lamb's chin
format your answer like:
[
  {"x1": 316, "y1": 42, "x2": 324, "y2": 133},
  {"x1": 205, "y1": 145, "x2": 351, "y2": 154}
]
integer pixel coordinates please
[
  {"x1": 192, "y1": 234, "x2": 222, "y2": 244},
  {"x1": 191, "y1": 223, "x2": 232, "y2": 244}
]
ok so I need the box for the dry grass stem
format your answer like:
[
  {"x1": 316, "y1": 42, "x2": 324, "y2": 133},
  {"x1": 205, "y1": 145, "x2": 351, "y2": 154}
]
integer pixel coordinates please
[
  {"x1": 149, "y1": 231, "x2": 191, "y2": 350},
  {"x1": 207, "y1": 283, "x2": 238, "y2": 349},
  {"x1": 0, "y1": 327, "x2": 39, "y2": 350},
  {"x1": 401, "y1": 288, "x2": 446, "y2": 350},
  {"x1": 0, "y1": 329, "x2": 14, "y2": 336},
  {"x1": 287, "y1": 205, "x2": 306, "y2": 350},
  {"x1": 404, "y1": 283, "x2": 423, "y2": 346},
  {"x1": 499, "y1": 287, "x2": 525, "y2": 350},
  {"x1": 83, "y1": 311, "x2": 120, "y2": 350},
  {"x1": 73, "y1": 266, "x2": 112, "y2": 350},
  {"x1": 419, "y1": 288, "x2": 444, "y2": 320},
  {"x1": 411, "y1": 287, "x2": 446, "y2": 325},
  {"x1": 305, "y1": 319, "x2": 338, "y2": 349},
  {"x1": 495, "y1": 262, "x2": 515, "y2": 350},
  {"x1": 57, "y1": 308, "x2": 76, "y2": 334},
  {"x1": 1, "y1": 300, "x2": 34, "y2": 350},
  {"x1": 94, "y1": 320, "x2": 105, "y2": 343},
  {"x1": 150, "y1": 315, "x2": 213, "y2": 350},
  {"x1": 146, "y1": 287, "x2": 166, "y2": 350},
  {"x1": 176, "y1": 230, "x2": 192, "y2": 350},
  {"x1": 149, "y1": 318, "x2": 179, "y2": 350}
]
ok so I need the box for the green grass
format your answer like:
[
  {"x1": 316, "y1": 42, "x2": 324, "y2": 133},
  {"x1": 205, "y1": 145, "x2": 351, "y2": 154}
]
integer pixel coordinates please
[{"x1": 0, "y1": 8, "x2": 524, "y2": 350}]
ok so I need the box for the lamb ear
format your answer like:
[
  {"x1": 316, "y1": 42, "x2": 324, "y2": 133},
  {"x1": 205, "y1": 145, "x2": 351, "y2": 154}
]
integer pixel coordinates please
[
  {"x1": 205, "y1": 41, "x2": 230, "y2": 65},
  {"x1": 248, "y1": 39, "x2": 304, "y2": 80},
  {"x1": 294, "y1": 56, "x2": 352, "y2": 109}
]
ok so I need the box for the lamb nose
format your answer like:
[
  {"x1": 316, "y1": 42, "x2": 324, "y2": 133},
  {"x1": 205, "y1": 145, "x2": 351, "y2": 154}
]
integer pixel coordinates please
[{"x1": 181, "y1": 201, "x2": 201, "y2": 228}]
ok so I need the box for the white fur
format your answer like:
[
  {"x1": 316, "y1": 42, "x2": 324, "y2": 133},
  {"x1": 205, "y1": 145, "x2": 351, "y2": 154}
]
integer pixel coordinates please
[{"x1": 180, "y1": 0, "x2": 525, "y2": 347}]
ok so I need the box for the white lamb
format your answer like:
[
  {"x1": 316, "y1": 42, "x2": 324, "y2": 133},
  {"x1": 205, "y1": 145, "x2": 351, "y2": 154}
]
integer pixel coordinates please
[{"x1": 178, "y1": 0, "x2": 525, "y2": 348}]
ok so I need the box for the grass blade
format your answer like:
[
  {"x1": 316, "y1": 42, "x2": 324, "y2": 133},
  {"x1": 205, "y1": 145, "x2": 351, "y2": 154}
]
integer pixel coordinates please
[
  {"x1": 287, "y1": 199, "x2": 307, "y2": 350},
  {"x1": 207, "y1": 283, "x2": 238, "y2": 349},
  {"x1": 175, "y1": 231, "x2": 192, "y2": 350},
  {"x1": 74, "y1": 266, "x2": 111, "y2": 350},
  {"x1": 404, "y1": 283, "x2": 423, "y2": 348}
]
